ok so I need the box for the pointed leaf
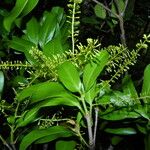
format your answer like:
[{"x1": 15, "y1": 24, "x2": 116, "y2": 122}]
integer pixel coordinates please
[
  {"x1": 20, "y1": 0, "x2": 39, "y2": 17},
  {"x1": 58, "y1": 61, "x2": 81, "y2": 93},
  {"x1": 85, "y1": 83, "x2": 97, "y2": 104},
  {"x1": 16, "y1": 107, "x2": 39, "y2": 128},
  {"x1": 17, "y1": 82, "x2": 70, "y2": 103},
  {"x1": 122, "y1": 75, "x2": 139, "y2": 103},
  {"x1": 39, "y1": 12, "x2": 57, "y2": 48},
  {"x1": 3, "y1": 0, "x2": 28, "y2": 31},
  {"x1": 94, "y1": 4, "x2": 106, "y2": 19},
  {"x1": 134, "y1": 105, "x2": 149, "y2": 120},
  {"x1": 9, "y1": 37, "x2": 35, "y2": 63},
  {"x1": 43, "y1": 34, "x2": 64, "y2": 57},
  {"x1": 26, "y1": 17, "x2": 39, "y2": 45},
  {"x1": 56, "y1": 140, "x2": 76, "y2": 150},
  {"x1": 83, "y1": 50, "x2": 109, "y2": 91},
  {"x1": 19, "y1": 126, "x2": 74, "y2": 150},
  {"x1": 136, "y1": 124, "x2": 147, "y2": 134},
  {"x1": 17, "y1": 96, "x2": 81, "y2": 127},
  {"x1": 51, "y1": 7, "x2": 65, "y2": 25},
  {"x1": 105, "y1": 128, "x2": 137, "y2": 135},
  {"x1": 141, "y1": 64, "x2": 150, "y2": 103},
  {"x1": 38, "y1": 96, "x2": 81, "y2": 109},
  {"x1": 100, "y1": 107, "x2": 140, "y2": 120}
]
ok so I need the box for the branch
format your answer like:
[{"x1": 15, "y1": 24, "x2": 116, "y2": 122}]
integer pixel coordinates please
[
  {"x1": 93, "y1": 108, "x2": 99, "y2": 148},
  {"x1": 0, "y1": 135, "x2": 12, "y2": 150},
  {"x1": 92, "y1": 0, "x2": 120, "y2": 19},
  {"x1": 122, "y1": 0, "x2": 129, "y2": 15}
]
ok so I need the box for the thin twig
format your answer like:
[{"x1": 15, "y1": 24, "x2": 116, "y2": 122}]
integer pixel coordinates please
[
  {"x1": 122, "y1": 0, "x2": 129, "y2": 15},
  {"x1": 114, "y1": 0, "x2": 126, "y2": 46},
  {"x1": 0, "y1": 135, "x2": 12, "y2": 150}
]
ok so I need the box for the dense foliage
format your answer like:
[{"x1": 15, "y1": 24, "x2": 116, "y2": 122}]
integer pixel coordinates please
[{"x1": 0, "y1": 0, "x2": 150, "y2": 150}]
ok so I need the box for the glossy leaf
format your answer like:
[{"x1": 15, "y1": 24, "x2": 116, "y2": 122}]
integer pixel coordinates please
[
  {"x1": 39, "y1": 7, "x2": 65, "y2": 48},
  {"x1": 17, "y1": 82, "x2": 70, "y2": 103},
  {"x1": 110, "y1": 91, "x2": 134, "y2": 106},
  {"x1": 3, "y1": 0, "x2": 28, "y2": 31},
  {"x1": 105, "y1": 127, "x2": 137, "y2": 135},
  {"x1": 134, "y1": 105, "x2": 149, "y2": 120},
  {"x1": 58, "y1": 61, "x2": 81, "y2": 93},
  {"x1": 85, "y1": 83, "x2": 97, "y2": 104},
  {"x1": 17, "y1": 96, "x2": 81, "y2": 127},
  {"x1": 19, "y1": 126, "x2": 74, "y2": 150},
  {"x1": 83, "y1": 50, "x2": 109, "y2": 91},
  {"x1": 43, "y1": 34, "x2": 64, "y2": 57},
  {"x1": 16, "y1": 107, "x2": 39, "y2": 128},
  {"x1": 122, "y1": 75, "x2": 139, "y2": 103},
  {"x1": 100, "y1": 107, "x2": 140, "y2": 120},
  {"x1": 97, "y1": 95, "x2": 111, "y2": 105},
  {"x1": 26, "y1": 17, "x2": 39, "y2": 45},
  {"x1": 141, "y1": 64, "x2": 150, "y2": 103},
  {"x1": 94, "y1": 4, "x2": 106, "y2": 19},
  {"x1": 9, "y1": 37, "x2": 35, "y2": 63},
  {"x1": 35, "y1": 96, "x2": 81, "y2": 110},
  {"x1": 20, "y1": 0, "x2": 39, "y2": 17},
  {"x1": 0, "y1": 71, "x2": 4, "y2": 97},
  {"x1": 56, "y1": 140, "x2": 76, "y2": 150},
  {"x1": 39, "y1": 12, "x2": 57, "y2": 47},
  {"x1": 51, "y1": 7, "x2": 64, "y2": 25}
]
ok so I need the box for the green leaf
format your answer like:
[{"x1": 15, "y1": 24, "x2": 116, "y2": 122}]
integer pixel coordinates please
[
  {"x1": 19, "y1": 126, "x2": 74, "y2": 150},
  {"x1": 111, "y1": 0, "x2": 125, "y2": 17},
  {"x1": 82, "y1": 16, "x2": 99, "y2": 25},
  {"x1": 85, "y1": 83, "x2": 97, "y2": 104},
  {"x1": 0, "y1": 71, "x2": 4, "y2": 98},
  {"x1": 9, "y1": 37, "x2": 35, "y2": 64},
  {"x1": 134, "y1": 105, "x2": 149, "y2": 120},
  {"x1": 16, "y1": 107, "x2": 39, "y2": 128},
  {"x1": 26, "y1": 17, "x2": 39, "y2": 45},
  {"x1": 51, "y1": 7, "x2": 65, "y2": 25},
  {"x1": 20, "y1": 0, "x2": 39, "y2": 17},
  {"x1": 17, "y1": 82, "x2": 71, "y2": 103},
  {"x1": 39, "y1": 7, "x2": 65, "y2": 48},
  {"x1": 105, "y1": 127, "x2": 137, "y2": 135},
  {"x1": 83, "y1": 50, "x2": 109, "y2": 91},
  {"x1": 17, "y1": 96, "x2": 81, "y2": 127},
  {"x1": 56, "y1": 140, "x2": 76, "y2": 150},
  {"x1": 94, "y1": 4, "x2": 106, "y2": 19},
  {"x1": 43, "y1": 34, "x2": 64, "y2": 57},
  {"x1": 3, "y1": 0, "x2": 28, "y2": 31},
  {"x1": 100, "y1": 107, "x2": 140, "y2": 120},
  {"x1": 111, "y1": 136, "x2": 123, "y2": 146},
  {"x1": 110, "y1": 91, "x2": 134, "y2": 106},
  {"x1": 37, "y1": 96, "x2": 81, "y2": 109},
  {"x1": 141, "y1": 64, "x2": 150, "y2": 103},
  {"x1": 122, "y1": 75, "x2": 139, "y2": 103},
  {"x1": 111, "y1": 0, "x2": 125, "y2": 24},
  {"x1": 136, "y1": 124, "x2": 147, "y2": 134},
  {"x1": 97, "y1": 95, "x2": 111, "y2": 105},
  {"x1": 58, "y1": 61, "x2": 81, "y2": 93},
  {"x1": 39, "y1": 11, "x2": 57, "y2": 48}
]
